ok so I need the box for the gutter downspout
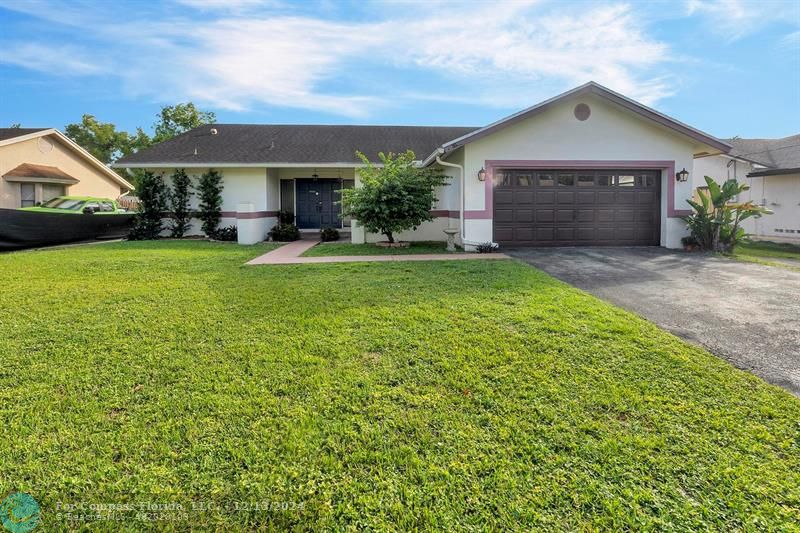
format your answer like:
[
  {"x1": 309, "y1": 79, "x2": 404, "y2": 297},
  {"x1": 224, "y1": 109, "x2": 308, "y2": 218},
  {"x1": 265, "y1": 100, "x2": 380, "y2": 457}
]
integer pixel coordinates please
[{"x1": 435, "y1": 150, "x2": 465, "y2": 242}]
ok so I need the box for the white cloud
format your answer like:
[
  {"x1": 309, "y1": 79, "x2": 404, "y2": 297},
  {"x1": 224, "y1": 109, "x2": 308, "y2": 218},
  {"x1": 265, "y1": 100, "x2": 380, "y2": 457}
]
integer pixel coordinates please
[
  {"x1": 0, "y1": 0, "x2": 677, "y2": 116},
  {"x1": 686, "y1": 0, "x2": 800, "y2": 41},
  {"x1": 0, "y1": 43, "x2": 104, "y2": 75}
]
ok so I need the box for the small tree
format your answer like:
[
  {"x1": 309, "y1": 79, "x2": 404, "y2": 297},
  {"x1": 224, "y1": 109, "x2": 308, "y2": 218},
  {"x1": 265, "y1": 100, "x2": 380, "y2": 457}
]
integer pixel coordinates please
[
  {"x1": 685, "y1": 176, "x2": 771, "y2": 252},
  {"x1": 168, "y1": 168, "x2": 193, "y2": 238},
  {"x1": 129, "y1": 171, "x2": 167, "y2": 240},
  {"x1": 341, "y1": 150, "x2": 448, "y2": 243},
  {"x1": 197, "y1": 169, "x2": 224, "y2": 238}
]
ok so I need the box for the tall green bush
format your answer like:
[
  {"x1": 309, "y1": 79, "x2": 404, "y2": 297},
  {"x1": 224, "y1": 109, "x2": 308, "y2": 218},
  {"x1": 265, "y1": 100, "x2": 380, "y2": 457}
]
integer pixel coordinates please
[
  {"x1": 341, "y1": 150, "x2": 448, "y2": 243},
  {"x1": 168, "y1": 168, "x2": 193, "y2": 238},
  {"x1": 129, "y1": 171, "x2": 167, "y2": 240},
  {"x1": 197, "y1": 169, "x2": 224, "y2": 238},
  {"x1": 685, "y1": 176, "x2": 771, "y2": 252}
]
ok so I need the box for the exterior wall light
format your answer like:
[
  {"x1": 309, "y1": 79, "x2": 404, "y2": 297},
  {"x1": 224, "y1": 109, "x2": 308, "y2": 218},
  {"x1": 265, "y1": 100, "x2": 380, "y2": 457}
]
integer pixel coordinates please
[
  {"x1": 477, "y1": 168, "x2": 486, "y2": 181},
  {"x1": 676, "y1": 168, "x2": 689, "y2": 182}
]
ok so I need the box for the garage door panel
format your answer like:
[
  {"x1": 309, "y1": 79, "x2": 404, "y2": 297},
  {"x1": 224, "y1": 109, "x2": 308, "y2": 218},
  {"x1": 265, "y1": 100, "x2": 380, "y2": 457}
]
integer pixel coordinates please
[
  {"x1": 597, "y1": 191, "x2": 615, "y2": 204},
  {"x1": 493, "y1": 168, "x2": 660, "y2": 246},
  {"x1": 495, "y1": 190, "x2": 514, "y2": 204},
  {"x1": 597, "y1": 209, "x2": 615, "y2": 222},
  {"x1": 615, "y1": 209, "x2": 634, "y2": 222},
  {"x1": 536, "y1": 191, "x2": 555, "y2": 204},
  {"x1": 495, "y1": 209, "x2": 514, "y2": 223},
  {"x1": 557, "y1": 191, "x2": 574, "y2": 204},
  {"x1": 557, "y1": 209, "x2": 575, "y2": 222},
  {"x1": 515, "y1": 210, "x2": 534, "y2": 223},
  {"x1": 516, "y1": 191, "x2": 534, "y2": 204}
]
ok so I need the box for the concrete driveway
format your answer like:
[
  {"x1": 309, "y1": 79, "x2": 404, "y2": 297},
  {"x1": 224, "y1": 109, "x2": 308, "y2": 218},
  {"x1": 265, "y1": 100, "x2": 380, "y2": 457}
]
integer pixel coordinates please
[{"x1": 509, "y1": 247, "x2": 800, "y2": 396}]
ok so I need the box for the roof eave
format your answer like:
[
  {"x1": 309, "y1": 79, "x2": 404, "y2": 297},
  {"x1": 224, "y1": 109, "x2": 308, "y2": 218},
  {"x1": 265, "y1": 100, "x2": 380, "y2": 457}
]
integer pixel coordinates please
[{"x1": 747, "y1": 167, "x2": 800, "y2": 177}]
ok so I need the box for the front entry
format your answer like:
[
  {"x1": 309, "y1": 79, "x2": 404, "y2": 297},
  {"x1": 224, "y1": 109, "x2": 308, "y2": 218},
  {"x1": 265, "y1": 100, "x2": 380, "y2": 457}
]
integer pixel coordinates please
[{"x1": 295, "y1": 178, "x2": 343, "y2": 229}]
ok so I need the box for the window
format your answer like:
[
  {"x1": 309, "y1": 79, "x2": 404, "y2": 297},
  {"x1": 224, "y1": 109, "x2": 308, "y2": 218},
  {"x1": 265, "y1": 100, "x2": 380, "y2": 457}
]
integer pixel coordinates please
[
  {"x1": 495, "y1": 171, "x2": 512, "y2": 187},
  {"x1": 98, "y1": 202, "x2": 115, "y2": 212},
  {"x1": 41, "y1": 197, "x2": 84, "y2": 210},
  {"x1": 558, "y1": 173, "x2": 575, "y2": 186},
  {"x1": 517, "y1": 173, "x2": 533, "y2": 187},
  {"x1": 577, "y1": 174, "x2": 594, "y2": 187},
  {"x1": 537, "y1": 173, "x2": 555, "y2": 186},
  {"x1": 597, "y1": 174, "x2": 613, "y2": 186},
  {"x1": 20, "y1": 183, "x2": 35, "y2": 207},
  {"x1": 617, "y1": 174, "x2": 635, "y2": 186},
  {"x1": 640, "y1": 174, "x2": 657, "y2": 187},
  {"x1": 42, "y1": 184, "x2": 65, "y2": 202}
]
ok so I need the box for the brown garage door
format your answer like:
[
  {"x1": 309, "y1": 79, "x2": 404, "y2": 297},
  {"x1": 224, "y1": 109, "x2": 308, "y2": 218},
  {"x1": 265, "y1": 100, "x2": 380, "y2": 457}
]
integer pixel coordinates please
[{"x1": 493, "y1": 169, "x2": 661, "y2": 246}]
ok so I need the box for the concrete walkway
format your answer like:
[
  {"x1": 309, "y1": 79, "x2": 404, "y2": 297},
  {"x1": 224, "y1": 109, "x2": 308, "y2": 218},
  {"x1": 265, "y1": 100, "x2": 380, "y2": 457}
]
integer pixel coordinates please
[{"x1": 246, "y1": 240, "x2": 511, "y2": 265}]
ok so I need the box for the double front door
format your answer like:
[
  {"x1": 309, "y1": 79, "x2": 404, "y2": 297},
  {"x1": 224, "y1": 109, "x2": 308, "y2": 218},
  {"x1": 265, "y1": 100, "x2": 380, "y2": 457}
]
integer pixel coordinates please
[{"x1": 295, "y1": 178, "x2": 343, "y2": 229}]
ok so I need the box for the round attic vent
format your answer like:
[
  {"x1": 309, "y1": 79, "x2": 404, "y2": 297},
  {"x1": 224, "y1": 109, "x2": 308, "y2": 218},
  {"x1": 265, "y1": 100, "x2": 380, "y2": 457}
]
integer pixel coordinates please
[
  {"x1": 574, "y1": 103, "x2": 591, "y2": 121},
  {"x1": 38, "y1": 136, "x2": 53, "y2": 153}
]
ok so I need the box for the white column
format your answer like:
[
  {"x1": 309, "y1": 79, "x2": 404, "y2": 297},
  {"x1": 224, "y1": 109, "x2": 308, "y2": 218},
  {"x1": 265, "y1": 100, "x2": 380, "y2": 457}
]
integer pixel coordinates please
[{"x1": 237, "y1": 202, "x2": 260, "y2": 245}]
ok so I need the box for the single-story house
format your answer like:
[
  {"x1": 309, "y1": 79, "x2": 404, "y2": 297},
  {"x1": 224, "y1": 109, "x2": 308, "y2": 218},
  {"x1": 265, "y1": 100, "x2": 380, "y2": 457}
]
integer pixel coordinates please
[
  {"x1": 0, "y1": 128, "x2": 134, "y2": 209},
  {"x1": 115, "y1": 82, "x2": 732, "y2": 249},
  {"x1": 693, "y1": 134, "x2": 799, "y2": 243}
]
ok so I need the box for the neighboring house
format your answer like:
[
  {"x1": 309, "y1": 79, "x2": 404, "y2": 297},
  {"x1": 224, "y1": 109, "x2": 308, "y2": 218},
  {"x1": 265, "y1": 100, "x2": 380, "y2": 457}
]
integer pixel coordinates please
[
  {"x1": 694, "y1": 135, "x2": 799, "y2": 243},
  {"x1": 115, "y1": 82, "x2": 731, "y2": 249},
  {"x1": 0, "y1": 128, "x2": 134, "y2": 209}
]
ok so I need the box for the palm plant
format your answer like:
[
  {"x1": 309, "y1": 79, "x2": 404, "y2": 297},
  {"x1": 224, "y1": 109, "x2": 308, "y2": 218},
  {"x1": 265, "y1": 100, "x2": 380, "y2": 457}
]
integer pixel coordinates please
[{"x1": 685, "y1": 176, "x2": 771, "y2": 252}]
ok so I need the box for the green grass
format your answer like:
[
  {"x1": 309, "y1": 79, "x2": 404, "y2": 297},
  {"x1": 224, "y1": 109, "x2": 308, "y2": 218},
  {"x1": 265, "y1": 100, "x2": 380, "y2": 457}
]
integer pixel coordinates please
[
  {"x1": 303, "y1": 240, "x2": 456, "y2": 256},
  {"x1": 1, "y1": 241, "x2": 798, "y2": 531},
  {"x1": 729, "y1": 240, "x2": 800, "y2": 271}
]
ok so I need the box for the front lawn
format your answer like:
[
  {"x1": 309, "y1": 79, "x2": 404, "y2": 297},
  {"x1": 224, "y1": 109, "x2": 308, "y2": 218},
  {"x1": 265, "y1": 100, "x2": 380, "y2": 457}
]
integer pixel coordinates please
[
  {"x1": 0, "y1": 241, "x2": 798, "y2": 530},
  {"x1": 303, "y1": 240, "x2": 455, "y2": 256},
  {"x1": 731, "y1": 240, "x2": 800, "y2": 271}
]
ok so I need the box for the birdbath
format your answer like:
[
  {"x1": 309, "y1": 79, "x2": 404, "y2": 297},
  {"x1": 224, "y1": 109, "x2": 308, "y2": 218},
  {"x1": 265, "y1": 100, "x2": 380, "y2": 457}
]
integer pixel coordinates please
[{"x1": 443, "y1": 228, "x2": 459, "y2": 252}]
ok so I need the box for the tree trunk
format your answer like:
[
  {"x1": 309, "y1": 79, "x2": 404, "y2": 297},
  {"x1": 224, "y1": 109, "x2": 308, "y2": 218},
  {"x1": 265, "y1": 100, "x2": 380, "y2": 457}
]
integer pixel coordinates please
[{"x1": 384, "y1": 231, "x2": 394, "y2": 243}]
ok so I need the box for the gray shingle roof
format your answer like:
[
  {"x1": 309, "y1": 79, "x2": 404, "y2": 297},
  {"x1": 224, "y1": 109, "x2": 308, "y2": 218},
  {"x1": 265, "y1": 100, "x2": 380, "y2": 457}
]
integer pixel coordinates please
[
  {"x1": 115, "y1": 124, "x2": 479, "y2": 166},
  {"x1": 0, "y1": 128, "x2": 48, "y2": 142},
  {"x1": 727, "y1": 134, "x2": 800, "y2": 174}
]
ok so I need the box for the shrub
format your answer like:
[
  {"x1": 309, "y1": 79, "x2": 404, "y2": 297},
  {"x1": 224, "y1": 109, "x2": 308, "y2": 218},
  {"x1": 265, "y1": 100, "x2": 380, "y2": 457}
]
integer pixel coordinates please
[
  {"x1": 168, "y1": 168, "x2": 193, "y2": 238},
  {"x1": 269, "y1": 223, "x2": 300, "y2": 242},
  {"x1": 128, "y1": 171, "x2": 167, "y2": 240},
  {"x1": 475, "y1": 242, "x2": 499, "y2": 253},
  {"x1": 277, "y1": 210, "x2": 295, "y2": 224},
  {"x1": 685, "y1": 176, "x2": 771, "y2": 252},
  {"x1": 320, "y1": 227, "x2": 340, "y2": 242},
  {"x1": 340, "y1": 150, "x2": 448, "y2": 243},
  {"x1": 212, "y1": 225, "x2": 238, "y2": 242},
  {"x1": 197, "y1": 169, "x2": 223, "y2": 238}
]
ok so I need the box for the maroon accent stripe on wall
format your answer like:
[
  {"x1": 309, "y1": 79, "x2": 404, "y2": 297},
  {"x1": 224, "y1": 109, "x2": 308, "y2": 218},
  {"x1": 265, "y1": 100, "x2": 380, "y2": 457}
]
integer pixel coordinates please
[{"x1": 430, "y1": 210, "x2": 460, "y2": 218}]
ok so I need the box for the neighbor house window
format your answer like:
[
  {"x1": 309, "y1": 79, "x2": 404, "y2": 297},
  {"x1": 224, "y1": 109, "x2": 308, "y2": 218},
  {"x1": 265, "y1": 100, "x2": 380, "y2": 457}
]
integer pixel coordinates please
[
  {"x1": 42, "y1": 184, "x2": 65, "y2": 202},
  {"x1": 20, "y1": 183, "x2": 36, "y2": 207}
]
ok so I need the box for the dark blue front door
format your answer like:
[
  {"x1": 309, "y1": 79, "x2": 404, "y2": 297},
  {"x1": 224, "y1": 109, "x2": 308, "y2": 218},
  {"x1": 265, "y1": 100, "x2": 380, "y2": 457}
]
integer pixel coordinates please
[{"x1": 295, "y1": 179, "x2": 342, "y2": 229}]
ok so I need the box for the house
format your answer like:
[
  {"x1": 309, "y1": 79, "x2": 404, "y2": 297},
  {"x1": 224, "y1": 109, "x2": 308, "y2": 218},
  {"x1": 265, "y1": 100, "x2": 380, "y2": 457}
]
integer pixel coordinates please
[
  {"x1": 115, "y1": 82, "x2": 731, "y2": 249},
  {"x1": 694, "y1": 135, "x2": 800, "y2": 243},
  {"x1": 0, "y1": 128, "x2": 134, "y2": 209}
]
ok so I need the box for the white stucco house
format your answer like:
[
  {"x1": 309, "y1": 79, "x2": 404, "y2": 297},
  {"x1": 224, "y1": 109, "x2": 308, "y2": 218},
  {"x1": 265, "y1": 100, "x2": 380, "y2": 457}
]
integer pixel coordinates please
[
  {"x1": 694, "y1": 135, "x2": 800, "y2": 244},
  {"x1": 115, "y1": 82, "x2": 733, "y2": 249}
]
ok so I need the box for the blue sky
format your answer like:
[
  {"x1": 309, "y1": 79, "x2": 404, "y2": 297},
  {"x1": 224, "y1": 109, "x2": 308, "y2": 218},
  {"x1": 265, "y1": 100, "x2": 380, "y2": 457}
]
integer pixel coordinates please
[{"x1": 1, "y1": 0, "x2": 798, "y2": 139}]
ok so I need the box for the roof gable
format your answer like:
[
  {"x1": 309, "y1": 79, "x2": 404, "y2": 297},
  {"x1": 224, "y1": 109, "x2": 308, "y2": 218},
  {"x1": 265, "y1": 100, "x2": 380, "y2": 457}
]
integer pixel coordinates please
[
  {"x1": 0, "y1": 128, "x2": 134, "y2": 191},
  {"x1": 422, "y1": 81, "x2": 731, "y2": 165}
]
